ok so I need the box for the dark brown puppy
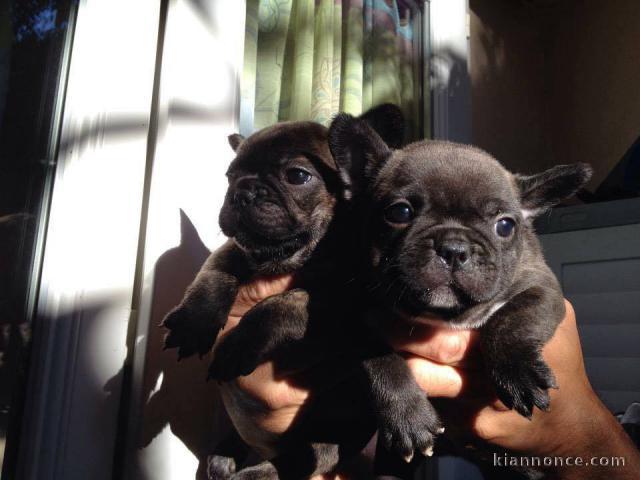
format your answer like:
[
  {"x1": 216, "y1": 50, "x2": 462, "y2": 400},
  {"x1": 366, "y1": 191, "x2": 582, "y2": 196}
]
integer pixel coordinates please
[
  {"x1": 163, "y1": 105, "x2": 436, "y2": 479},
  {"x1": 328, "y1": 114, "x2": 592, "y2": 425},
  {"x1": 162, "y1": 120, "x2": 340, "y2": 361}
]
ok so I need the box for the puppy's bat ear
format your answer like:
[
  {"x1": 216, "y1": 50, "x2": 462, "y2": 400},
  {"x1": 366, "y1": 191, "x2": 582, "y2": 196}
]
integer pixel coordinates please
[
  {"x1": 516, "y1": 163, "x2": 593, "y2": 219},
  {"x1": 328, "y1": 113, "x2": 392, "y2": 200},
  {"x1": 358, "y1": 103, "x2": 405, "y2": 149},
  {"x1": 228, "y1": 133, "x2": 245, "y2": 152}
]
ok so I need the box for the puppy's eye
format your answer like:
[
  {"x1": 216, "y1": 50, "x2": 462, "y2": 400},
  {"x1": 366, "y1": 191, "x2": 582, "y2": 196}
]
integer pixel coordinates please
[
  {"x1": 285, "y1": 168, "x2": 312, "y2": 185},
  {"x1": 384, "y1": 202, "x2": 414, "y2": 224},
  {"x1": 495, "y1": 217, "x2": 516, "y2": 237}
]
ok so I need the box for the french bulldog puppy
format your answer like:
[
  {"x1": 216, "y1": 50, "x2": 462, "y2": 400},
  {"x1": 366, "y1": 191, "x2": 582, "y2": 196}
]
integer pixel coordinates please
[
  {"x1": 328, "y1": 113, "x2": 592, "y2": 421},
  {"x1": 163, "y1": 105, "x2": 439, "y2": 478}
]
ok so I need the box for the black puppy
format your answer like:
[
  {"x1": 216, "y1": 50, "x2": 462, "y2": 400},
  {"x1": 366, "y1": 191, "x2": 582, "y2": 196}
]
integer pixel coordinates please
[
  {"x1": 162, "y1": 119, "x2": 340, "y2": 362},
  {"x1": 163, "y1": 106, "x2": 439, "y2": 478},
  {"x1": 328, "y1": 114, "x2": 592, "y2": 423}
]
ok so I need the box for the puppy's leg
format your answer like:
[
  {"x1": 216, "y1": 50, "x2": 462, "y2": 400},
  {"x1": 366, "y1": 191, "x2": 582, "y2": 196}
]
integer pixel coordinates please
[
  {"x1": 163, "y1": 241, "x2": 250, "y2": 359},
  {"x1": 210, "y1": 444, "x2": 340, "y2": 480},
  {"x1": 206, "y1": 455, "x2": 237, "y2": 479},
  {"x1": 208, "y1": 289, "x2": 311, "y2": 381},
  {"x1": 228, "y1": 462, "x2": 278, "y2": 480},
  {"x1": 205, "y1": 429, "x2": 254, "y2": 480},
  {"x1": 270, "y1": 443, "x2": 340, "y2": 480},
  {"x1": 206, "y1": 459, "x2": 277, "y2": 480},
  {"x1": 481, "y1": 286, "x2": 564, "y2": 418},
  {"x1": 361, "y1": 352, "x2": 443, "y2": 463}
]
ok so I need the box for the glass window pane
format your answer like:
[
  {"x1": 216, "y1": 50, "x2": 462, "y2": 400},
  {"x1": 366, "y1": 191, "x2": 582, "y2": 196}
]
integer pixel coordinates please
[{"x1": 0, "y1": 0, "x2": 76, "y2": 475}]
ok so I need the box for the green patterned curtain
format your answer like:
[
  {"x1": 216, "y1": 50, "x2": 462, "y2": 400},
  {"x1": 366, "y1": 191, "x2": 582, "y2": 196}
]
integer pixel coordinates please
[{"x1": 239, "y1": 0, "x2": 425, "y2": 140}]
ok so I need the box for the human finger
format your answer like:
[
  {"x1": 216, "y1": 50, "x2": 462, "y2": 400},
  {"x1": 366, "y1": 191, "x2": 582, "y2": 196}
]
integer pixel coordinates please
[
  {"x1": 229, "y1": 274, "x2": 296, "y2": 320},
  {"x1": 388, "y1": 322, "x2": 479, "y2": 366}
]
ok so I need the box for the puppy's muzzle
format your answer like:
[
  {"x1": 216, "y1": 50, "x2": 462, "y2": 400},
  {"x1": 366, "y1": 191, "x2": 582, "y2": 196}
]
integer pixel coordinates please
[
  {"x1": 233, "y1": 189, "x2": 255, "y2": 207},
  {"x1": 233, "y1": 178, "x2": 269, "y2": 207},
  {"x1": 435, "y1": 239, "x2": 471, "y2": 270}
]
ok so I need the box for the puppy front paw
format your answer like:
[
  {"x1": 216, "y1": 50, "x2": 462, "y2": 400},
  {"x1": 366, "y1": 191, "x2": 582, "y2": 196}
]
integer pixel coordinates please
[
  {"x1": 208, "y1": 327, "x2": 268, "y2": 381},
  {"x1": 378, "y1": 391, "x2": 443, "y2": 462},
  {"x1": 161, "y1": 305, "x2": 220, "y2": 360},
  {"x1": 489, "y1": 352, "x2": 557, "y2": 418}
]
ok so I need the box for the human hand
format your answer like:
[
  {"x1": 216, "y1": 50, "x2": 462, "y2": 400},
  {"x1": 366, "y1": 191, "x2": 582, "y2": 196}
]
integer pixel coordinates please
[
  {"x1": 216, "y1": 275, "x2": 346, "y2": 480},
  {"x1": 389, "y1": 301, "x2": 640, "y2": 478},
  {"x1": 216, "y1": 275, "x2": 307, "y2": 434}
]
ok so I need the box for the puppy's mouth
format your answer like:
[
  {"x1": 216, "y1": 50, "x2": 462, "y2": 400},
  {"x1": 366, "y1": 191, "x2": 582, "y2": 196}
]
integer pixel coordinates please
[
  {"x1": 404, "y1": 284, "x2": 469, "y2": 317},
  {"x1": 375, "y1": 272, "x2": 472, "y2": 323},
  {"x1": 233, "y1": 229, "x2": 310, "y2": 261}
]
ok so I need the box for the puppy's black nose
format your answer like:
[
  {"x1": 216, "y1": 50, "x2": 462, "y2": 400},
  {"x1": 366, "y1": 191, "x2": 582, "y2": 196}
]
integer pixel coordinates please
[
  {"x1": 233, "y1": 189, "x2": 255, "y2": 207},
  {"x1": 436, "y1": 241, "x2": 470, "y2": 269}
]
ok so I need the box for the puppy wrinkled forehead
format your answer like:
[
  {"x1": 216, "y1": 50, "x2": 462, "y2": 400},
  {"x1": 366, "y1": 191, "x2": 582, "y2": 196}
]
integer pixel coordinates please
[
  {"x1": 229, "y1": 121, "x2": 334, "y2": 173},
  {"x1": 381, "y1": 140, "x2": 519, "y2": 209}
]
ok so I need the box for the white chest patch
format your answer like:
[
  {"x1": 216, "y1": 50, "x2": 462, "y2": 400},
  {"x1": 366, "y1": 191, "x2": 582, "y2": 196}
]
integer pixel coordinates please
[
  {"x1": 407, "y1": 300, "x2": 508, "y2": 330},
  {"x1": 478, "y1": 300, "x2": 507, "y2": 327}
]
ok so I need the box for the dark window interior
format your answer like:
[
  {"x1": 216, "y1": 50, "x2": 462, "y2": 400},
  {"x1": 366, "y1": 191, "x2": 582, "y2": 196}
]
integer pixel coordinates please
[{"x1": 0, "y1": 0, "x2": 75, "y2": 476}]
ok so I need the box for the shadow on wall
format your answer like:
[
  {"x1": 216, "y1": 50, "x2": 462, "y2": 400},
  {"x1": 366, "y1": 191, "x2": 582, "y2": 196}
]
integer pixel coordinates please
[
  {"x1": 20, "y1": 297, "x2": 135, "y2": 479},
  {"x1": 57, "y1": 103, "x2": 233, "y2": 156},
  {"x1": 118, "y1": 211, "x2": 234, "y2": 480}
]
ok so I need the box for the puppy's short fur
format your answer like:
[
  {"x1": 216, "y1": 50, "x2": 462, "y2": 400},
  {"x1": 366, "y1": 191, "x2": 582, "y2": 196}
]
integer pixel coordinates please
[
  {"x1": 163, "y1": 106, "x2": 435, "y2": 479},
  {"x1": 328, "y1": 113, "x2": 592, "y2": 422}
]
